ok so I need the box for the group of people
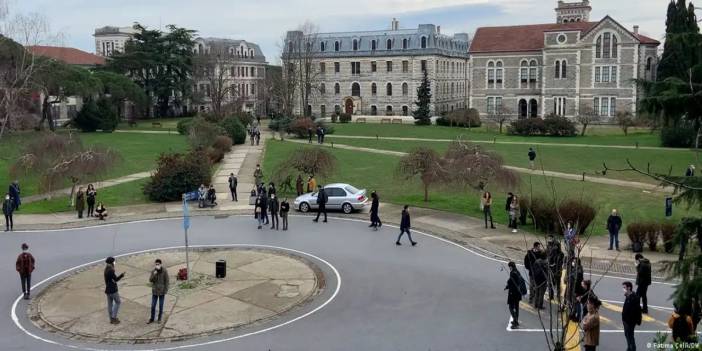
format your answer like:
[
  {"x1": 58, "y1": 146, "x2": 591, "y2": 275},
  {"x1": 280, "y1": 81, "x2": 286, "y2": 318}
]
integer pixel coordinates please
[
  {"x1": 294, "y1": 174, "x2": 317, "y2": 196},
  {"x1": 252, "y1": 177, "x2": 290, "y2": 231},
  {"x1": 104, "y1": 256, "x2": 169, "y2": 325},
  {"x1": 479, "y1": 191, "x2": 522, "y2": 233},
  {"x1": 248, "y1": 123, "x2": 261, "y2": 146},
  {"x1": 197, "y1": 184, "x2": 218, "y2": 208},
  {"x1": 307, "y1": 126, "x2": 326, "y2": 144},
  {"x1": 75, "y1": 184, "x2": 108, "y2": 220}
]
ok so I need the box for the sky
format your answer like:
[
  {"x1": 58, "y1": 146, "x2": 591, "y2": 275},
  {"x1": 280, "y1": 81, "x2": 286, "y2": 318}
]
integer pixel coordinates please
[{"x1": 10, "y1": 0, "x2": 670, "y2": 64}]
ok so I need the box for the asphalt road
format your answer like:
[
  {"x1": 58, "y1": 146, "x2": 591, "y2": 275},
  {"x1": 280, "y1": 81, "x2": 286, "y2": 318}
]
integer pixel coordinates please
[{"x1": 0, "y1": 215, "x2": 676, "y2": 351}]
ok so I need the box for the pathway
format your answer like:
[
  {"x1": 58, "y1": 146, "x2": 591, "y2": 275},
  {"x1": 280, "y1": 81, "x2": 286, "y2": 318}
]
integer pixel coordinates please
[
  {"x1": 114, "y1": 129, "x2": 176, "y2": 135},
  {"x1": 286, "y1": 139, "x2": 675, "y2": 193},
  {"x1": 22, "y1": 171, "x2": 153, "y2": 204}
]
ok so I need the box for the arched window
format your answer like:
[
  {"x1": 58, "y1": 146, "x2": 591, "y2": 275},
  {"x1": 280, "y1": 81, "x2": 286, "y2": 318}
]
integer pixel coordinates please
[
  {"x1": 371, "y1": 40, "x2": 376, "y2": 51},
  {"x1": 602, "y1": 33, "x2": 611, "y2": 58},
  {"x1": 595, "y1": 36, "x2": 602, "y2": 58},
  {"x1": 529, "y1": 99, "x2": 538, "y2": 118},
  {"x1": 496, "y1": 61, "x2": 504, "y2": 84},
  {"x1": 487, "y1": 61, "x2": 496, "y2": 84},
  {"x1": 555, "y1": 60, "x2": 561, "y2": 78},
  {"x1": 421, "y1": 36, "x2": 427, "y2": 48},
  {"x1": 561, "y1": 61, "x2": 567, "y2": 78},
  {"x1": 334, "y1": 41, "x2": 340, "y2": 52},
  {"x1": 611, "y1": 35, "x2": 618, "y2": 58},
  {"x1": 402, "y1": 38, "x2": 408, "y2": 49},
  {"x1": 334, "y1": 83, "x2": 340, "y2": 95},
  {"x1": 529, "y1": 60, "x2": 537, "y2": 83},
  {"x1": 402, "y1": 106, "x2": 409, "y2": 116},
  {"x1": 518, "y1": 99, "x2": 528, "y2": 119},
  {"x1": 320, "y1": 83, "x2": 326, "y2": 95},
  {"x1": 520, "y1": 60, "x2": 529, "y2": 82},
  {"x1": 353, "y1": 39, "x2": 358, "y2": 51},
  {"x1": 596, "y1": 32, "x2": 618, "y2": 59},
  {"x1": 371, "y1": 83, "x2": 377, "y2": 95},
  {"x1": 386, "y1": 105, "x2": 393, "y2": 113},
  {"x1": 351, "y1": 82, "x2": 360, "y2": 96},
  {"x1": 320, "y1": 42, "x2": 326, "y2": 52},
  {"x1": 371, "y1": 105, "x2": 378, "y2": 115},
  {"x1": 402, "y1": 83, "x2": 408, "y2": 96},
  {"x1": 250, "y1": 49, "x2": 254, "y2": 57},
  {"x1": 386, "y1": 83, "x2": 393, "y2": 96},
  {"x1": 386, "y1": 39, "x2": 392, "y2": 50},
  {"x1": 198, "y1": 44, "x2": 204, "y2": 54}
]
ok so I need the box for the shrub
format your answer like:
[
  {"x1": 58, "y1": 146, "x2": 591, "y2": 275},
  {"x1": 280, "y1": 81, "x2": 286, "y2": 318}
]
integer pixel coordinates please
[
  {"x1": 177, "y1": 119, "x2": 192, "y2": 135},
  {"x1": 339, "y1": 113, "x2": 352, "y2": 123},
  {"x1": 143, "y1": 150, "x2": 211, "y2": 202},
  {"x1": 626, "y1": 223, "x2": 645, "y2": 252},
  {"x1": 522, "y1": 197, "x2": 596, "y2": 235},
  {"x1": 556, "y1": 199, "x2": 597, "y2": 235},
  {"x1": 96, "y1": 98, "x2": 119, "y2": 132},
  {"x1": 643, "y1": 222, "x2": 660, "y2": 251},
  {"x1": 269, "y1": 117, "x2": 292, "y2": 132},
  {"x1": 207, "y1": 147, "x2": 225, "y2": 163},
  {"x1": 661, "y1": 126, "x2": 696, "y2": 148},
  {"x1": 508, "y1": 118, "x2": 546, "y2": 136},
  {"x1": 527, "y1": 196, "x2": 559, "y2": 234},
  {"x1": 289, "y1": 117, "x2": 316, "y2": 138},
  {"x1": 331, "y1": 114, "x2": 338, "y2": 123},
  {"x1": 219, "y1": 116, "x2": 247, "y2": 145},
  {"x1": 543, "y1": 115, "x2": 577, "y2": 137},
  {"x1": 188, "y1": 118, "x2": 226, "y2": 150},
  {"x1": 232, "y1": 112, "x2": 254, "y2": 127},
  {"x1": 73, "y1": 99, "x2": 101, "y2": 132},
  {"x1": 212, "y1": 135, "x2": 232, "y2": 152},
  {"x1": 661, "y1": 222, "x2": 677, "y2": 253},
  {"x1": 437, "y1": 109, "x2": 482, "y2": 128}
]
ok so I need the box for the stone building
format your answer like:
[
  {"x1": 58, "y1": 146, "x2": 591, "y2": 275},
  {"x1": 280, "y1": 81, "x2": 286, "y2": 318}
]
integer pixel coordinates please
[
  {"x1": 93, "y1": 26, "x2": 139, "y2": 57},
  {"x1": 468, "y1": 0, "x2": 660, "y2": 121},
  {"x1": 286, "y1": 19, "x2": 470, "y2": 118}
]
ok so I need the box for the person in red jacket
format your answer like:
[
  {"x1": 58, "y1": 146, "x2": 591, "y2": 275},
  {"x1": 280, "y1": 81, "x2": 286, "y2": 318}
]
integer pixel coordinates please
[{"x1": 16, "y1": 243, "x2": 35, "y2": 300}]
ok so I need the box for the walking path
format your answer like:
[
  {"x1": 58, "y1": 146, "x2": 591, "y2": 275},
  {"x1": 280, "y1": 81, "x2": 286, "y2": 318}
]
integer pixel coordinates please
[
  {"x1": 22, "y1": 171, "x2": 154, "y2": 204},
  {"x1": 328, "y1": 134, "x2": 694, "y2": 152},
  {"x1": 286, "y1": 139, "x2": 675, "y2": 193},
  {"x1": 114, "y1": 129, "x2": 175, "y2": 135}
]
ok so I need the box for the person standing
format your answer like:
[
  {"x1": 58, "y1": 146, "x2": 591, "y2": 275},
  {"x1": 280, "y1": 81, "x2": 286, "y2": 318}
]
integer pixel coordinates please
[
  {"x1": 86, "y1": 184, "x2": 97, "y2": 217},
  {"x1": 532, "y1": 256, "x2": 548, "y2": 309},
  {"x1": 606, "y1": 209, "x2": 622, "y2": 251},
  {"x1": 622, "y1": 281, "x2": 642, "y2": 351},
  {"x1": 576, "y1": 279, "x2": 597, "y2": 321},
  {"x1": 582, "y1": 296, "x2": 601, "y2": 351},
  {"x1": 320, "y1": 127, "x2": 326, "y2": 144},
  {"x1": 198, "y1": 184, "x2": 206, "y2": 208},
  {"x1": 228, "y1": 173, "x2": 238, "y2": 202},
  {"x1": 3, "y1": 193, "x2": 14, "y2": 231},
  {"x1": 148, "y1": 259, "x2": 169, "y2": 324},
  {"x1": 268, "y1": 182, "x2": 277, "y2": 196},
  {"x1": 16, "y1": 243, "x2": 35, "y2": 300},
  {"x1": 316, "y1": 126, "x2": 322, "y2": 144},
  {"x1": 566, "y1": 257, "x2": 584, "y2": 320},
  {"x1": 528, "y1": 147, "x2": 537, "y2": 170},
  {"x1": 369, "y1": 191, "x2": 381, "y2": 230},
  {"x1": 307, "y1": 127, "x2": 313, "y2": 144},
  {"x1": 546, "y1": 237, "x2": 564, "y2": 301},
  {"x1": 260, "y1": 189, "x2": 269, "y2": 225},
  {"x1": 253, "y1": 164, "x2": 264, "y2": 188},
  {"x1": 396, "y1": 205, "x2": 417, "y2": 246},
  {"x1": 280, "y1": 198, "x2": 290, "y2": 230},
  {"x1": 75, "y1": 187, "x2": 86, "y2": 219},
  {"x1": 307, "y1": 175, "x2": 317, "y2": 193},
  {"x1": 254, "y1": 197, "x2": 263, "y2": 229},
  {"x1": 505, "y1": 261, "x2": 524, "y2": 329},
  {"x1": 635, "y1": 253, "x2": 652, "y2": 314},
  {"x1": 668, "y1": 303, "x2": 694, "y2": 342},
  {"x1": 509, "y1": 195, "x2": 520, "y2": 233},
  {"x1": 269, "y1": 194, "x2": 280, "y2": 230},
  {"x1": 313, "y1": 185, "x2": 328, "y2": 223},
  {"x1": 481, "y1": 191, "x2": 495, "y2": 229},
  {"x1": 524, "y1": 242, "x2": 542, "y2": 305},
  {"x1": 296, "y1": 175, "x2": 304, "y2": 196},
  {"x1": 9, "y1": 180, "x2": 20, "y2": 211},
  {"x1": 104, "y1": 257, "x2": 125, "y2": 324}
]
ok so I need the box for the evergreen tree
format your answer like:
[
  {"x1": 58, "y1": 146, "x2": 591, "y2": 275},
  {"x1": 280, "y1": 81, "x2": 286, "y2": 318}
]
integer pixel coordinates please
[{"x1": 413, "y1": 70, "x2": 432, "y2": 125}]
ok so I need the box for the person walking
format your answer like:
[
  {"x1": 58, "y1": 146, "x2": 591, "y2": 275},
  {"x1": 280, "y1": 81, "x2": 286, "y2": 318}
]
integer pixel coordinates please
[
  {"x1": 269, "y1": 194, "x2": 280, "y2": 230},
  {"x1": 198, "y1": 184, "x2": 206, "y2": 208},
  {"x1": 622, "y1": 281, "x2": 642, "y2": 351},
  {"x1": 316, "y1": 126, "x2": 322, "y2": 144},
  {"x1": 148, "y1": 259, "x2": 169, "y2": 324},
  {"x1": 296, "y1": 175, "x2": 304, "y2": 196},
  {"x1": 396, "y1": 205, "x2": 417, "y2": 246},
  {"x1": 254, "y1": 197, "x2": 264, "y2": 229},
  {"x1": 249, "y1": 126, "x2": 255, "y2": 146},
  {"x1": 546, "y1": 237, "x2": 564, "y2": 301},
  {"x1": 532, "y1": 255, "x2": 548, "y2": 309},
  {"x1": 104, "y1": 257, "x2": 125, "y2": 324},
  {"x1": 86, "y1": 184, "x2": 97, "y2": 217},
  {"x1": 313, "y1": 185, "x2": 328, "y2": 223},
  {"x1": 3, "y1": 193, "x2": 14, "y2": 231},
  {"x1": 505, "y1": 261, "x2": 525, "y2": 329},
  {"x1": 481, "y1": 191, "x2": 495, "y2": 229},
  {"x1": 369, "y1": 191, "x2": 381, "y2": 230},
  {"x1": 280, "y1": 198, "x2": 290, "y2": 230},
  {"x1": 509, "y1": 195, "x2": 520, "y2": 233},
  {"x1": 260, "y1": 189, "x2": 269, "y2": 225},
  {"x1": 9, "y1": 180, "x2": 20, "y2": 211},
  {"x1": 528, "y1": 147, "x2": 537, "y2": 170},
  {"x1": 668, "y1": 303, "x2": 694, "y2": 342},
  {"x1": 320, "y1": 127, "x2": 326, "y2": 144},
  {"x1": 307, "y1": 127, "x2": 313, "y2": 144},
  {"x1": 606, "y1": 209, "x2": 622, "y2": 251},
  {"x1": 524, "y1": 242, "x2": 543, "y2": 305},
  {"x1": 253, "y1": 164, "x2": 264, "y2": 188},
  {"x1": 582, "y1": 296, "x2": 601, "y2": 351},
  {"x1": 635, "y1": 253, "x2": 652, "y2": 314},
  {"x1": 16, "y1": 243, "x2": 35, "y2": 300},
  {"x1": 255, "y1": 127, "x2": 261, "y2": 146},
  {"x1": 228, "y1": 173, "x2": 238, "y2": 202},
  {"x1": 75, "y1": 187, "x2": 86, "y2": 219},
  {"x1": 307, "y1": 175, "x2": 317, "y2": 193}
]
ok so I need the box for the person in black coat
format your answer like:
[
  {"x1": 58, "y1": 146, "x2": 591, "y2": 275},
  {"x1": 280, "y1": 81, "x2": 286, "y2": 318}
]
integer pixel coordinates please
[
  {"x1": 606, "y1": 209, "x2": 622, "y2": 251},
  {"x1": 635, "y1": 253, "x2": 652, "y2": 314},
  {"x1": 3, "y1": 193, "x2": 14, "y2": 231},
  {"x1": 532, "y1": 257, "x2": 548, "y2": 309},
  {"x1": 546, "y1": 236, "x2": 564, "y2": 301},
  {"x1": 523, "y1": 242, "x2": 543, "y2": 304},
  {"x1": 307, "y1": 127, "x2": 313, "y2": 144},
  {"x1": 369, "y1": 191, "x2": 381, "y2": 230},
  {"x1": 280, "y1": 198, "x2": 290, "y2": 230},
  {"x1": 269, "y1": 194, "x2": 280, "y2": 230},
  {"x1": 622, "y1": 281, "x2": 642, "y2": 351},
  {"x1": 104, "y1": 257, "x2": 125, "y2": 324},
  {"x1": 228, "y1": 173, "x2": 238, "y2": 201},
  {"x1": 260, "y1": 189, "x2": 269, "y2": 225},
  {"x1": 313, "y1": 185, "x2": 328, "y2": 223},
  {"x1": 528, "y1": 147, "x2": 536, "y2": 170},
  {"x1": 505, "y1": 261, "x2": 523, "y2": 329},
  {"x1": 396, "y1": 205, "x2": 417, "y2": 246},
  {"x1": 268, "y1": 182, "x2": 277, "y2": 196}
]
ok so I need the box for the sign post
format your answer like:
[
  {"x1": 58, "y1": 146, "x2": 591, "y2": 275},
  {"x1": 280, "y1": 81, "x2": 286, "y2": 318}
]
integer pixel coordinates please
[
  {"x1": 182, "y1": 194, "x2": 191, "y2": 282},
  {"x1": 665, "y1": 196, "x2": 673, "y2": 218}
]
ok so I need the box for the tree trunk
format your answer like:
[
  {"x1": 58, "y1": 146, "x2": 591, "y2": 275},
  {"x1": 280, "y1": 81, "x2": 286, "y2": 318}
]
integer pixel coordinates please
[
  {"x1": 69, "y1": 182, "x2": 77, "y2": 207},
  {"x1": 499, "y1": 121, "x2": 504, "y2": 134},
  {"x1": 423, "y1": 182, "x2": 429, "y2": 202},
  {"x1": 580, "y1": 123, "x2": 587, "y2": 137}
]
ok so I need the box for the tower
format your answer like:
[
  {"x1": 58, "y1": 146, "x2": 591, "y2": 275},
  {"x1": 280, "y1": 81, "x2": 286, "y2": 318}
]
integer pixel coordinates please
[{"x1": 555, "y1": 0, "x2": 592, "y2": 23}]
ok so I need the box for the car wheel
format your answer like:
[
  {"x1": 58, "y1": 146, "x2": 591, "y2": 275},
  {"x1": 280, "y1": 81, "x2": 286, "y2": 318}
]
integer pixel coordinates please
[
  {"x1": 300, "y1": 202, "x2": 310, "y2": 213},
  {"x1": 342, "y1": 203, "x2": 353, "y2": 214}
]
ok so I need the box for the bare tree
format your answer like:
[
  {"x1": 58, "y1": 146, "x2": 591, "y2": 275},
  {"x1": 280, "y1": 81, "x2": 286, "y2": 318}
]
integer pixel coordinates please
[
  {"x1": 615, "y1": 111, "x2": 636, "y2": 136},
  {"x1": 489, "y1": 105, "x2": 512, "y2": 134},
  {"x1": 272, "y1": 147, "x2": 337, "y2": 186},
  {"x1": 284, "y1": 22, "x2": 321, "y2": 117},
  {"x1": 396, "y1": 147, "x2": 445, "y2": 202},
  {"x1": 443, "y1": 139, "x2": 520, "y2": 191},
  {"x1": 277, "y1": 36, "x2": 299, "y2": 118},
  {"x1": 192, "y1": 40, "x2": 244, "y2": 119},
  {"x1": 575, "y1": 105, "x2": 600, "y2": 137}
]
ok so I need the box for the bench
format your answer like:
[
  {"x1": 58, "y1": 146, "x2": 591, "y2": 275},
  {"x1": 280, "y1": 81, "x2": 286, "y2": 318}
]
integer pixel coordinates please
[
  {"x1": 392, "y1": 118, "x2": 403, "y2": 124},
  {"x1": 380, "y1": 118, "x2": 392, "y2": 124},
  {"x1": 151, "y1": 122, "x2": 162, "y2": 128},
  {"x1": 356, "y1": 117, "x2": 367, "y2": 123}
]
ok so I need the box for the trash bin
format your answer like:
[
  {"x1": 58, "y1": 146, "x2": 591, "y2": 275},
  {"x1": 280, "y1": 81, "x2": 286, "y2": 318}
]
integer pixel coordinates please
[{"x1": 216, "y1": 260, "x2": 226, "y2": 278}]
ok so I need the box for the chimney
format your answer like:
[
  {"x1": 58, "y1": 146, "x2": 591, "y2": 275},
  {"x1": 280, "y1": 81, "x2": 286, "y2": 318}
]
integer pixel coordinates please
[
  {"x1": 391, "y1": 18, "x2": 399, "y2": 31},
  {"x1": 437, "y1": 26, "x2": 441, "y2": 34},
  {"x1": 633, "y1": 25, "x2": 639, "y2": 34}
]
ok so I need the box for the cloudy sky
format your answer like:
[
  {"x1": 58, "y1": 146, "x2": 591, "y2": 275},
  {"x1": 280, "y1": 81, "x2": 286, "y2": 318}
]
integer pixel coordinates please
[{"x1": 12, "y1": 0, "x2": 669, "y2": 63}]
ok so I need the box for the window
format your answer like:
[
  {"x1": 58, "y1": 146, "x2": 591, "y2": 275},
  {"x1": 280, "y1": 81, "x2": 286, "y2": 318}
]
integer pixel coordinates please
[
  {"x1": 612, "y1": 36, "x2": 618, "y2": 58},
  {"x1": 251, "y1": 67, "x2": 255, "y2": 76},
  {"x1": 421, "y1": 36, "x2": 427, "y2": 48},
  {"x1": 402, "y1": 38, "x2": 408, "y2": 49},
  {"x1": 450, "y1": 83, "x2": 454, "y2": 96},
  {"x1": 595, "y1": 36, "x2": 602, "y2": 59},
  {"x1": 488, "y1": 62, "x2": 496, "y2": 84},
  {"x1": 646, "y1": 57, "x2": 653, "y2": 71},
  {"x1": 230, "y1": 67, "x2": 235, "y2": 76},
  {"x1": 611, "y1": 66, "x2": 617, "y2": 83},
  {"x1": 529, "y1": 99, "x2": 538, "y2": 118},
  {"x1": 594, "y1": 97, "x2": 617, "y2": 117},
  {"x1": 487, "y1": 97, "x2": 502, "y2": 115},
  {"x1": 334, "y1": 62, "x2": 340, "y2": 73},
  {"x1": 596, "y1": 32, "x2": 617, "y2": 59},
  {"x1": 321, "y1": 105, "x2": 326, "y2": 117},
  {"x1": 529, "y1": 60, "x2": 537, "y2": 83},
  {"x1": 351, "y1": 62, "x2": 361, "y2": 75},
  {"x1": 553, "y1": 97, "x2": 567, "y2": 116},
  {"x1": 371, "y1": 61, "x2": 377, "y2": 72},
  {"x1": 386, "y1": 105, "x2": 393, "y2": 113},
  {"x1": 595, "y1": 67, "x2": 601, "y2": 83},
  {"x1": 386, "y1": 83, "x2": 393, "y2": 96},
  {"x1": 602, "y1": 66, "x2": 610, "y2": 82},
  {"x1": 520, "y1": 61, "x2": 528, "y2": 82},
  {"x1": 561, "y1": 61, "x2": 567, "y2": 78},
  {"x1": 320, "y1": 83, "x2": 326, "y2": 95},
  {"x1": 320, "y1": 42, "x2": 326, "y2": 52},
  {"x1": 603, "y1": 33, "x2": 611, "y2": 58},
  {"x1": 496, "y1": 61, "x2": 504, "y2": 84},
  {"x1": 518, "y1": 99, "x2": 528, "y2": 118},
  {"x1": 421, "y1": 60, "x2": 427, "y2": 72},
  {"x1": 557, "y1": 34, "x2": 567, "y2": 44},
  {"x1": 335, "y1": 41, "x2": 340, "y2": 51},
  {"x1": 250, "y1": 49, "x2": 254, "y2": 57},
  {"x1": 555, "y1": 60, "x2": 567, "y2": 79},
  {"x1": 351, "y1": 82, "x2": 360, "y2": 97},
  {"x1": 371, "y1": 105, "x2": 378, "y2": 115},
  {"x1": 402, "y1": 106, "x2": 409, "y2": 116},
  {"x1": 353, "y1": 39, "x2": 358, "y2": 51},
  {"x1": 595, "y1": 66, "x2": 618, "y2": 83},
  {"x1": 371, "y1": 83, "x2": 377, "y2": 95},
  {"x1": 555, "y1": 60, "x2": 560, "y2": 79},
  {"x1": 387, "y1": 61, "x2": 393, "y2": 72},
  {"x1": 402, "y1": 83, "x2": 408, "y2": 96},
  {"x1": 386, "y1": 39, "x2": 392, "y2": 50},
  {"x1": 320, "y1": 62, "x2": 326, "y2": 73},
  {"x1": 334, "y1": 83, "x2": 340, "y2": 95},
  {"x1": 371, "y1": 40, "x2": 376, "y2": 51},
  {"x1": 402, "y1": 60, "x2": 409, "y2": 73}
]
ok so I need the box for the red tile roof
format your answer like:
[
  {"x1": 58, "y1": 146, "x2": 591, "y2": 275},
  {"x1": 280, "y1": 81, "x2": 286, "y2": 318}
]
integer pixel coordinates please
[
  {"x1": 27, "y1": 46, "x2": 105, "y2": 66},
  {"x1": 469, "y1": 20, "x2": 659, "y2": 54}
]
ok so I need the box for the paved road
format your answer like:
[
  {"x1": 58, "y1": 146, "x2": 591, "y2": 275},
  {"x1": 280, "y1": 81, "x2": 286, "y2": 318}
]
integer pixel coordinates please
[{"x1": 1, "y1": 215, "x2": 675, "y2": 351}]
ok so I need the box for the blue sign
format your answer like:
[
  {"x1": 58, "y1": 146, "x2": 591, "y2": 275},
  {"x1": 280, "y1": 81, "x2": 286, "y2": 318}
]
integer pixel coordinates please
[
  {"x1": 665, "y1": 196, "x2": 673, "y2": 218},
  {"x1": 183, "y1": 197, "x2": 191, "y2": 230}
]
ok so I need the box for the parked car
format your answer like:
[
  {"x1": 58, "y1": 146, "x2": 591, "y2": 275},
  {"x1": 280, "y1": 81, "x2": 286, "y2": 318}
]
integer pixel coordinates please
[{"x1": 294, "y1": 183, "x2": 368, "y2": 214}]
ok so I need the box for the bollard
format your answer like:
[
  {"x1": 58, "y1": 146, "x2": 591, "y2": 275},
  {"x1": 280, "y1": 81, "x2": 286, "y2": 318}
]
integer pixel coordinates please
[
  {"x1": 582, "y1": 172, "x2": 586, "y2": 181},
  {"x1": 376, "y1": 134, "x2": 379, "y2": 141},
  {"x1": 493, "y1": 137, "x2": 496, "y2": 144},
  {"x1": 635, "y1": 141, "x2": 639, "y2": 149},
  {"x1": 331, "y1": 141, "x2": 334, "y2": 148}
]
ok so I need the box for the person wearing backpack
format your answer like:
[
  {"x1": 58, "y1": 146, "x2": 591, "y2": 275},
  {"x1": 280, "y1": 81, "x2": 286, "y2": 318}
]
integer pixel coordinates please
[
  {"x1": 16, "y1": 243, "x2": 35, "y2": 300},
  {"x1": 635, "y1": 253, "x2": 652, "y2": 314},
  {"x1": 622, "y1": 281, "x2": 642, "y2": 351},
  {"x1": 505, "y1": 261, "x2": 526, "y2": 329}
]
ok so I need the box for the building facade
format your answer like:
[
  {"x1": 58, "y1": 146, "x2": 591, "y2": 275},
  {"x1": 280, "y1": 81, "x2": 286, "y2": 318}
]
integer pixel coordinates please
[
  {"x1": 191, "y1": 38, "x2": 268, "y2": 115},
  {"x1": 93, "y1": 26, "x2": 139, "y2": 57},
  {"x1": 287, "y1": 19, "x2": 470, "y2": 118},
  {"x1": 468, "y1": 1, "x2": 659, "y2": 121}
]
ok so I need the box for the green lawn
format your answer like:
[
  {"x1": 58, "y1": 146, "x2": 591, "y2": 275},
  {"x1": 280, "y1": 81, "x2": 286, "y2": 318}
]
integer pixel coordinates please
[
  {"x1": 329, "y1": 123, "x2": 663, "y2": 147},
  {"x1": 324, "y1": 137, "x2": 700, "y2": 184},
  {"x1": 0, "y1": 131, "x2": 187, "y2": 197},
  {"x1": 264, "y1": 140, "x2": 695, "y2": 234},
  {"x1": 20, "y1": 178, "x2": 150, "y2": 214},
  {"x1": 116, "y1": 117, "x2": 190, "y2": 132}
]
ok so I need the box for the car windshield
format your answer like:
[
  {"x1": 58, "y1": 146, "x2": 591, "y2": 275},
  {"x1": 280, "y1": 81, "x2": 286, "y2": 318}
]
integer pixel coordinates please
[{"x1": 344, "y1": 185, "x2": 360, "y2": 194}]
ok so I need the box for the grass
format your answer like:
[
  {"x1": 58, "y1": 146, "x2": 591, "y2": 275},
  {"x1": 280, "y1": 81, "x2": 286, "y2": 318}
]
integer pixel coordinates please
[
  {"x1": 329, "y1": 123, "x2": 663, "y2": 147},
  {"x1": 116, "y1": 117, "x2": 190, "y2": 132},
  {"x1": 0, "y1": 131, "x2": 187, "y2": 197},
  {"x1": 263, "y1": 140, "x2": 696, "y2": 234},
  {"x1": 20, "y1": 178, "x2": 150, "y2": 214}
]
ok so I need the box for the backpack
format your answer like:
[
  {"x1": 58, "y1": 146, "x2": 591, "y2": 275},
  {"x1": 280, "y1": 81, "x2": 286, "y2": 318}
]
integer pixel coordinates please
[
  {"x1": 177, "y1": 268, "x2": 188, "y2": 281},
  {"x1": 517, "y1": 272, "x2": 528, "y2": 296}
]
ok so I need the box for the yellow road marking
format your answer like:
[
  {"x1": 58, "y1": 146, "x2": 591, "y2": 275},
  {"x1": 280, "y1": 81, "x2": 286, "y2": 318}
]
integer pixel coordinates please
[{"x1": 564, "y1": 316, "x2": 580, "y2": 350}]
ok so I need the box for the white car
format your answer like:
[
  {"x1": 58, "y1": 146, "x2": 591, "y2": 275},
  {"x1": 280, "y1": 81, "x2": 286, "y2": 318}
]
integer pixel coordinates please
[{"x1": 293, "y1": 183, "x2": 368, "y2": 214}]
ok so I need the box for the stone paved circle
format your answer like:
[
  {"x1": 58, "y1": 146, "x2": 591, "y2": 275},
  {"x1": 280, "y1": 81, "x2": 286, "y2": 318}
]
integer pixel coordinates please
[{"x1": 27, "y1": 247, "x2": 324, "y2": 344}]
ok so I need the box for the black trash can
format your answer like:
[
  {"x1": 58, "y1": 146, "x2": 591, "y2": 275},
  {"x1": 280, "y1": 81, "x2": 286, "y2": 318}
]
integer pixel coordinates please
[{"x1": 216, "y1": 260, "x2": 226, "y2": 278}]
